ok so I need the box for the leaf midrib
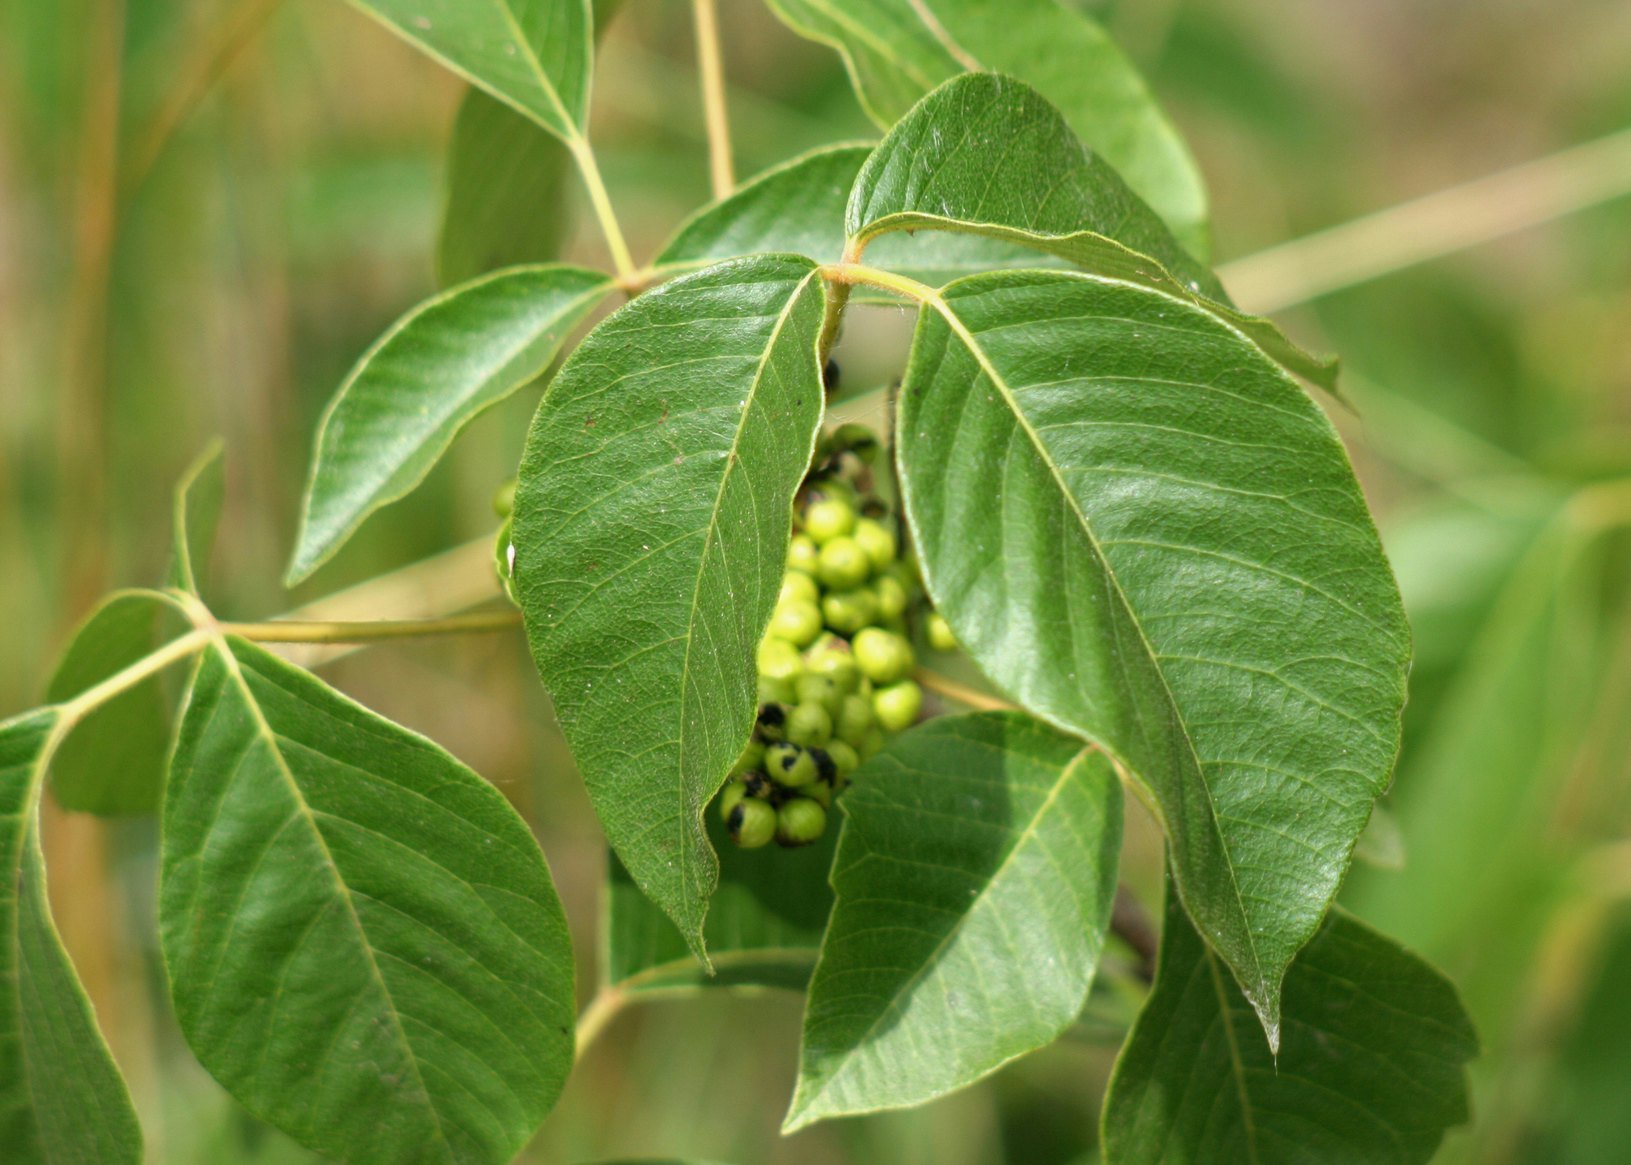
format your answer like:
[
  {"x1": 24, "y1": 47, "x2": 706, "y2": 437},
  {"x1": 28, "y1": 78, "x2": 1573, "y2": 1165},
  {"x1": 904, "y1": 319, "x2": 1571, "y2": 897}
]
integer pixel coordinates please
[
  {"x1": 789, "y1": 741, "x2": 1100, "y2": 1125},
  {"x1": 671, "y1": 268, "x2": 823, "y2": 951},
  {"x1": 210, "y1": 639, "x2": 454, "y2": 1160},
  {"x1": 922, "y1": 284, "x2": 1272, "y2": 1017}
]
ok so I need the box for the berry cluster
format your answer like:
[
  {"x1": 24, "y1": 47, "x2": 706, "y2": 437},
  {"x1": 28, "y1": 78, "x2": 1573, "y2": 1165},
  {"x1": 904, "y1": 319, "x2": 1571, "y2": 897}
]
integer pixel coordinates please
[{"x1": 721, "y1": 424, "x2": 942, "y2": 849}]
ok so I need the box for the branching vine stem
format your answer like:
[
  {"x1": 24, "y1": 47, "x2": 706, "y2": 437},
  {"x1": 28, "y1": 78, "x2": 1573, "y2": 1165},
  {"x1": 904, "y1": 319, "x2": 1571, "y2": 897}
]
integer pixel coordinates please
[{"x1": 691, "y1": 0, "x2": 735, "y2": 199}]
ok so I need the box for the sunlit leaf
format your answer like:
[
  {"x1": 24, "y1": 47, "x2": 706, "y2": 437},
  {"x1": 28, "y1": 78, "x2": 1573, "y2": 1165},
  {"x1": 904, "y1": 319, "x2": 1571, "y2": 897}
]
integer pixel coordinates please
[
  {"x1": 603, "y1": 810, "x2": 836, "y2": 995},
  {"x1": 1, "y1": 708, "x2": 143, "y2": 1164},
  {"x1": 786, "y1": 713, "x2": 1121, "y2": 1130},
  {"x1": 515, "y1": 255, "x2": 827, "y2": 959},
  {"x1": 763, "y1": 0, "x2": 1209, "y2": 256},
  {"x1": 898, "y1": 270, "x2": 1409, "y2": 1041},
  {"x1": 161, "y1": 637, "x2": 576, "y2": 1165},
  {"x1": 345, "y1": 0, "x2": 592, "y2": 143},
  {"x1": 851, "y1": 74, "x2": 1334, "y2": 390},
  {"x1": 45, "y1": 590, "x2": 177, "y2": 815},
  {"x1": 1101, "y1": 882, "x2": 1476, "y2": 1165},
  {"x1": 288, "y1": 264, "x2": 612, "y2": 583}
]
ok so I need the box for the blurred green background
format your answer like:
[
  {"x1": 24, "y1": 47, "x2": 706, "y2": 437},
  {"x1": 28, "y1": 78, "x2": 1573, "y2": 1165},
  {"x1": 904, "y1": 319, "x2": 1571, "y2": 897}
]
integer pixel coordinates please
[{"x1": 3, "y1": 1, "x2": 1630, "y2": 1161}]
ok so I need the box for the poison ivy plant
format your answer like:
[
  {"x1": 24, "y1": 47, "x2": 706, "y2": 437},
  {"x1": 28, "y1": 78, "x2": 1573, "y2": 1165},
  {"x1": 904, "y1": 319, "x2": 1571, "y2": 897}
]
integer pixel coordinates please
[
  {"x1": 1, "y1": 709, "x2": 144, "y2": 1164},
  {"x1": 1101, "y1": 883, "x2": 1477, "y2": 1165},
  {"x1": 0, "y1": 6, "x2": 1484, "y2": 1163},
  {"x1": 161, "y1": 636, "x2": 577, "y2": 1165}
]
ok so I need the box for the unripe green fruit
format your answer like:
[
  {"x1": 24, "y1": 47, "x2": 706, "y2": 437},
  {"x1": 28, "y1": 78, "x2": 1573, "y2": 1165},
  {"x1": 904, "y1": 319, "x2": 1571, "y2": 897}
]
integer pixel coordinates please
[
  {"x1": 873, "y1": 679, "x2": 923, "y2": 732},
  {"x1": 719, "y1": 779, "x2": 748, "y2": 821},
  {"x1": 769, "y1": 598, "x2": 823, "y2": 647},
  {"x1": 729, "y1": 798, "x2": 776, "y2": 848},
  {"x1": 807, "y1": 650, "x2": 860, "y2": 694},
  {"x1": 757, "y1": 635, "x2": 803, "y2": 681},
  {"x1": 787, "y1": 701, "x2": 834, "y2": 748},
  {"x1": 795, "y1": 673, "x2": 845, "y2": 716},
  {"x1": 824, "y1": 739, "x2": 861, "y2": 775},
  {"x1": 755, "y1": 702, "x2": 788, "y2": 742},
  {"x1": 775, "y1": 797, "x2": 827, "y2": 847},
  {"x1": 852, "y1": 518, "x2": 897, "y2": 573},
  {"x1": 927, "y1": 611, "x2": 958, "y2": 652},
  {"x1": 803, "y1": 496, "x2": 857, "y2": 544},
  {"x1": 853, "y1": 626, "x2": 914, "y2": 684},
  {"x1": 822, "y1": 588, "x2": 877, "y2": 635},
  {"x1": 829, "y1": 422, "x2": 879, "y2": 463},
  {"x1": 817, "y1": 537, "x2": 871, "y2": 590},
  {"x1": 836, "y1": 693, "x2": 875, "y2": 746},
  {"x1": 765, "y1": 742, "x2": 818, "y2": 787},
  {"x1": 492, "y1": 478, "x2": 518, "y2": 518},
  {"x1": 872, "y1": 574, "x2": 908, "y2": 621},
  {"x1": 731, "y1": 739, "x2": 765, "y2": 775},
  {"x1": 780, "y1": 571, "x2": 820, "y2": 606},
  {"x1": 492, "y1": 517, "x2": 519, "y2": 606},
  {"x1": 758, "y1": 674, "x2": 797, "y2": 706},
  {"x1": 804, "y1": 780, "x2": 833, "y2": 808},
  {"x1": 859, "y1": 725, "x2": 887, "y2": 760},
  {"x1": 787, "y1": 534, "x2": 820, "y2": 574}
]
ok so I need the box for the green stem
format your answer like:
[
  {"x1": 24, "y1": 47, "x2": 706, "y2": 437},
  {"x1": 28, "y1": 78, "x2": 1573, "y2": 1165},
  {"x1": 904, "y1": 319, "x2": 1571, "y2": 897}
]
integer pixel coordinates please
[
  {"x1": 573, "y1": 986, "x2": 627, "y2": 1065},
  {"x1": 691, "y1": 0, "x2": 735, "y2": 199},
  {"x1": 220, "y1": 610, "x2": 522, "y2": 644},
  {"x1": 569, "y1": 137, "x2": 637, "y2": 283}
]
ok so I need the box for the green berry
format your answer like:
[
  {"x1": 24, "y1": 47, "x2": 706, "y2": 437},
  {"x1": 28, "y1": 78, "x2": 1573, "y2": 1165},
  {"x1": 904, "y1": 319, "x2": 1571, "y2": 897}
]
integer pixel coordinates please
[
  {"x1": 853, "y1": 518, "x2": 897, "y2": 573},
  {"x1": 728, "y1": 798, "x2": 776, "y2": 848},
  {"x1": 804, "y1": 780, "x2": 833, "y2": 808},
  {"x1": 758, "y1": 675, "x2": 797, "y2": 706},
  {"x1": 769, "y1": 598, "x2": 823, "y2": 647},
  {"x1": 853, "y1": 626, "x2": 914, "y2": 684},
  {"x1": 731, "y1": 739, "x2": 765, "y2": 775},
  {"x1": 775, "y1": 797, "x2": 827, "y2": 847},
  {"x1": 824, "y1": 739, "x2": 861, "y2": 776},
  {"x1": 872, "y1": 574, "x2": 908, "y2": 621},
  {"x1": 719, "y1": 779, "x2": 748, "y2": 822},
  {"x1": 817, "y1": 537, "x2": 871, "y2": 590},
  {"x1": 787, "y1": 702, "x2": 834, "y2": 748},
  {"x1": 873, "y1": 680, "x2": 923, "y2": 732},
  {"x1": 822, "y1": 588, "x2": 877, "y2": 635},
  {"x1": 755, "y1": 702, "x2": 788, "y2": 742},
  {"x1": 780, "y1": 571, "x2": 820, "y2": 606},
  {"x1": 926, "y1": 612, "x2": 958, "y2": 651},
  {"x1": 859, "y1": 725, "x2": 887, "y2": 760},
  {"x1": 787, "y1": 534, "x2": 820, "y2": 574},
  {"x1": 757, "y1": 636, "x2": 803, "y2": 680},
  {"x1": 803, "y1": 496, "x2": 857, "y2": 544},
  {"x1": 492, "y1": 517, "x2": 519, "y2": 607},
  {"x1": 765, "y1": 742, "x2": 818, "y2": 788},
  {"x1": 836, "y1": 693, "x2": 875, "y2": 746},
  {"x1": 795, "y1": 672, "x2": 845, "y2": 716},
  {"x1": 829, "y1": 422, "x2": 880, "y2": 463},
  {"x1": 492, "y1": 478, "x2": 518, "y2": 518}
]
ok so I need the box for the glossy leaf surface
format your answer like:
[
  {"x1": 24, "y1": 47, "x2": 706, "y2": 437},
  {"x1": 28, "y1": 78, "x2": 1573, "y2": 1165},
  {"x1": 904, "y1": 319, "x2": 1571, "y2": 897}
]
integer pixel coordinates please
[
  {"x1": 898, "y1": 270, "x2": 1409, "y2": 1041},
  {"x1": 289, "y1": 264, "x2": 611, "y2": 583},
  {"x1": 1, "y1": 709, "x2": 143, "y2": 1164},
  {"x1": 763, "y1": 0, "x2": 1209, "y2": 255},
  {"x1": 851, "y1": 74, "x2": 1334, "y2": 389},
  {"x1": 161, "y1": 638, "x2": 576, "y2": 1165},
  {"x1": 1102, "y1": 884, "x2": 1476, "y2": 1164},
  {"x1": 346, "y1": 0, "x2": 592, "y2": 142},
  {"x1": 515, "y1": 256, "x2": 827, "y2": 957},
  {"x1": 787, "y1": 713, "x2": 1121, "y2": 1130}
]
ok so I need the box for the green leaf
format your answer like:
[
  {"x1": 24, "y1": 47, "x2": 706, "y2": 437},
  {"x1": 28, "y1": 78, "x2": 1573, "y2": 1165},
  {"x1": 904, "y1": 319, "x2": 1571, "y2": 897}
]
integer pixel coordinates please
[
  {"x1": 1101, "y1": 883, "x2": 1476, "y2": 1165},
  {"x1": 288, "y1": 264, "x2": 612, "y2": 583},
  {"x1": 656, "y1": 142, "x2": 1051, "y2": 293},
  {"x1": 161, "y1": 637, "x2": 576, "y2": 1165},
  {"x1": 603, "y1": 810, "x2": 837, "y2": 995},
  {"x1": 438, "y1": 91, "x2": 577, "y2": 287},
  {"x1": 786, "y1": 712, "x2": 1122, "y2": 1131},
  {"x1": 515, "y1": 255, "x2": 827, "y2": 959},
  {"x1": 897, "y1": 270, "x2": 1409, "y2": 1042},
  {"x1": 345, "y1": 0, "x2": 592, "y2": 143},
  {"x1": 851, "y1": 73, "x2": 1335, "y2": 390},
  {"x1": 167, "y1": 438, "x2": 225, "y2": 595},
  {"x1": 1, "y1": 708, "x2": 144, "y2": 1164},
  {"x1": 763, "y1": 0, "x2": 1210, "y2": 257},
  {"x1": 435, "y1": 0, "x2": 625, "y2": 285},
  {"x1": 44, "y1": 590, "x2": 177, "y2": 815}
]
